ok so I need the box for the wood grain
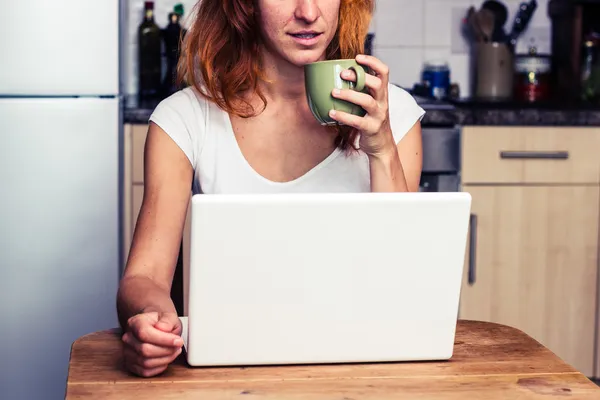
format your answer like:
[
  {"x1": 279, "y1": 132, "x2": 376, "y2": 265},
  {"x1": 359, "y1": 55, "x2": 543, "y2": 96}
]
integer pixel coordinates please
[
  {"x1": 65, "y1": 320, "x2": 599, "y2": 399},
  {"x1": 460, "y1": 185, "x2": 599, "y2": 376},
  {"x1": 461, "y1": 126, "x2": 600, "y2": 185},
  {"x1": 66, "y1": 374, "x2": 599, "y2": 400},
  {"x1": 122, "y1": 124, "x2": 133, "y2": 263},
  {"x1": 131, "y1": 124, "x2": 148, "y2": 184}
]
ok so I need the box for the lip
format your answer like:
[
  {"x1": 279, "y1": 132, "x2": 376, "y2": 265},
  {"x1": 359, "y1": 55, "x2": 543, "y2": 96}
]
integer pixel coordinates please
[{"x1": 288, "y1": 31, "x2": 323, "y2": 46}]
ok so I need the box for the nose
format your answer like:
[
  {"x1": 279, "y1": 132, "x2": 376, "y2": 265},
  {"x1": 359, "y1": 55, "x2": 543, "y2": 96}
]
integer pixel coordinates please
[{"x1": 294, "y1": 0, "x2": 319, "y2": 23}]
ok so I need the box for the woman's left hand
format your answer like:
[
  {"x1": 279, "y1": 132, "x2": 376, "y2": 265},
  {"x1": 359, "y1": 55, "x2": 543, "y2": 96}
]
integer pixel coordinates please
[{"x1": 329, "y1": 54, "x2": 395, "y2": 159}]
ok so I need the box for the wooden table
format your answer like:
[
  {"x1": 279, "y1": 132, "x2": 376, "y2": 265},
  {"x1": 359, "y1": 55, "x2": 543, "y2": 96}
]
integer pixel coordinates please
[{"x1": 66, "y1": 320, "x2": 600, "y2": 399}]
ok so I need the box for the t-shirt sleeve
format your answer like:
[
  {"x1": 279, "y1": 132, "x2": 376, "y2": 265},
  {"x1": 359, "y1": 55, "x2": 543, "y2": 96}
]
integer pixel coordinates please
[
  {"x1": 387, "y1": 84, "x2": 426, "y2": 144},
  {"x1": 148, "y1": 88, "x2": 205, "y2": 168}
]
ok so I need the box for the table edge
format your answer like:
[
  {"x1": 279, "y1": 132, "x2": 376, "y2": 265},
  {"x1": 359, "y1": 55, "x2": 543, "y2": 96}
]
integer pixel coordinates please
[{"x1": 70, "y1": 320, "x2": 527, "y2": 346}]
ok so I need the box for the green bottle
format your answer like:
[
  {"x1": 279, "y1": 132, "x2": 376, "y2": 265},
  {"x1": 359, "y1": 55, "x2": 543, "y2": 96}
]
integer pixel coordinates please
[
  {"x1": 162, "y1": 4, "x2": 187, "y2": 96},
  {"x1": 138, "y1": 1, "x2": 162, "y2": 102}
]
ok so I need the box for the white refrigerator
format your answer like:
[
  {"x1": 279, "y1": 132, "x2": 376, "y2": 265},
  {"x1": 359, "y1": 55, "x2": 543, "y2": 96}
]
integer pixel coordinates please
[{"x1": 0, "y1": 1, "x2": 123, "y2": 399}]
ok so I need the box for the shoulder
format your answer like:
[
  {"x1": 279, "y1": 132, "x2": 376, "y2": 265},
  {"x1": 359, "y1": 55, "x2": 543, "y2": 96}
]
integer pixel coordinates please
[
  {"x1": 151, "y1": 87, "x2": 208, "y2": 119},
  {"x1": 388, "y1": 84, "x2": 419, "y2": 108},
  {"x1": 387, "y1": 84, "x2": 425, "y2": 143},
  {"x1": 149, "y1": 87, "x2": 209, "y2": 167}
]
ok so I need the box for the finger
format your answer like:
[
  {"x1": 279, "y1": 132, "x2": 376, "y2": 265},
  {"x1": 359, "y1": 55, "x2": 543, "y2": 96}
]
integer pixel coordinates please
[
  {"x1": 341, "y1": 69, "x2": 383, "y2": 93},
  {"x1": 329, "y1": 109, "x2": 371, "y2": 132},
  {"x1": 331, "y1": 88, "x2": 379, "y2": 115},
  {"x1": 129, "y1": 320, "x2": 184, "y2": 348},
  {"x1": 123, "y1": 346, "x2": 180, "y2": 377},
  {"x1": 341, "y1": 68, "x2": 357, "y2": 82},
  {"x1": 154, "y1": 312, "x2": 182, "y2": 335},
  {"x1": 123, "y1": 332, "x2": 181, "y2": 358},
  {"x1": 138, "y1": 348, "x2": 183, "y2": 370},
  {"x1": 355, "y1": 54, "x2": 390, "y2": 85},
  {"x1": 123, "y1": 347, "x2": 159, "y2": 377}
]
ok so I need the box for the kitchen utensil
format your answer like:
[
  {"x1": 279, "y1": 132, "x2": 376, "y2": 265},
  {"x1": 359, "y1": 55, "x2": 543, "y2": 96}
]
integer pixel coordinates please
[
  {"x1": 508, "y1": 0, "x2": 538, "y2": 48},
  {"x1": 481, "y1": 0, "x2": 508, "y2": 42},
  {"x1": 476, "y1": 8, "x2": 496, "y2": 43},
  {"x1": 482, "y1": 0, "x2": 508, "y2": 27},
  {"x1": 475, "y1": 42, "x2": 514, "y2": 100},
  {"x1": 466, "y1": 6, "x2": 485, "y2": 43}
]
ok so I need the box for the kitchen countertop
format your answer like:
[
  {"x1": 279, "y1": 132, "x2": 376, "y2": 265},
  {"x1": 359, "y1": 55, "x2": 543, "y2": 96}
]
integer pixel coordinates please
[
  {"x1": 123, "y1": 94, "x2": 600, "y2": 127},
  {"x1": 423, "y1": 98, "x2": 600, "y2": 127},
  {"x1": 123, "y1": 96, "x2": 160, "y2": 124}
]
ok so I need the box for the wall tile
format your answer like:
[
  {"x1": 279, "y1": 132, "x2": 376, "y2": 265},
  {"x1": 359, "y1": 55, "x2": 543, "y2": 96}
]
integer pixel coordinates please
[
  {"x1": 424, "y1": 0, "x2": 477, "y2": 47},
  {"x1": 374, "y1": 0, "x2": 424, "y2": 47},
  {"x1": 449, "y1": 54, "x2": 473, "y2": 98},
  {"x1": 423, "y1": 47, "x2": 452, "y2": 65},
  {"x1": 374, "y1": 47, "x2": 424, "y2": 89},
  {"x1": 122, "y1": 0, "x2": 552, "y2": 99}
]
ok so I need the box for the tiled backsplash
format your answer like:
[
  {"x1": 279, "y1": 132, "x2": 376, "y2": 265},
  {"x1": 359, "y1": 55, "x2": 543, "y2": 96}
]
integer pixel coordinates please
[
  {"x1": 372, "y1": 0, "x2": 551, "y2": 97},
  {"x1": 124, "y1": 0, "x2": 551, "y2": 98}
]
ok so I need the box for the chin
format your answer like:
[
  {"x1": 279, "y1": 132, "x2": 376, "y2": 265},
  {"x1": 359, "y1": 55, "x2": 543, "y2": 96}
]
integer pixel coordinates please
[{"x1": 287, "y1": 50, "x2": 328, "y2": 67}]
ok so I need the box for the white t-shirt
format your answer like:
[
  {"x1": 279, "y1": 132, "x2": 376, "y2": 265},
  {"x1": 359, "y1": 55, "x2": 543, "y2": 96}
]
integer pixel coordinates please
[{"x1": 149, "y1": 84, "x2": 425, "y2": 194}]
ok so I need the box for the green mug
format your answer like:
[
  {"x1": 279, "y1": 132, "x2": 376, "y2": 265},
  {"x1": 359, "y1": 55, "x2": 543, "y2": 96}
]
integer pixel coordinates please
[{"x1": 304, "y1": 59, "x2": 367, "y2": 126}]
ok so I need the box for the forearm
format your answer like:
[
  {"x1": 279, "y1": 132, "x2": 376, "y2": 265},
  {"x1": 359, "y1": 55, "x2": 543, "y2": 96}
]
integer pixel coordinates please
[
  {"x1": 368, "y1": 146, "x2": 410, "y2": 192},
  {"x1": 117, "y1": 275, "x2": 177, "y2": 330}
]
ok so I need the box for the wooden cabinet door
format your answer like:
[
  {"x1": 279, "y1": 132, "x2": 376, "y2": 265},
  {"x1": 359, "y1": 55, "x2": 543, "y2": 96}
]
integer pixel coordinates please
[
  {"x1": 129, "y1": 184, "x2": 144, "y2": 254},
  {"x1": 459, "y1": 185, "x2": 599, "y2": 377}
]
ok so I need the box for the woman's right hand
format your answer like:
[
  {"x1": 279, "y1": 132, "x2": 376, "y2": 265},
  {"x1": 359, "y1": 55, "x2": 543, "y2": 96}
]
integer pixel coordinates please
[{"x1": 121, "y1": 310, "x2": 184, "y2": 377}]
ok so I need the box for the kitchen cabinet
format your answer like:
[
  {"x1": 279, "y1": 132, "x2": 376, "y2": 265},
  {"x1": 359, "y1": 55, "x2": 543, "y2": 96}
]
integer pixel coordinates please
[
  {"x1": 459, "y1": 126, "x2": 600, "y2": 378},
  {"x1": 123, "y1": 123, "x2": 192, "y2": 315}
]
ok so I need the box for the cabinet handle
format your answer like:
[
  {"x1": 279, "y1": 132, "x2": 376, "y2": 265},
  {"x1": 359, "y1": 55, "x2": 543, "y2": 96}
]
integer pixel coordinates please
[
  {"x1": 468, "y1": 214, "x2": 478, "y2": 285},
  {"x1": 499, "y1": 151, "x2": 569, "y2": 160}
]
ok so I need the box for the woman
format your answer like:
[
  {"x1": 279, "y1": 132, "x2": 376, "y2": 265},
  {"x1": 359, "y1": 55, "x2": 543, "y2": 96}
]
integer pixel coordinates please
[{"x1": 118, "y1": 0, "x2": 425, "y2": 377}]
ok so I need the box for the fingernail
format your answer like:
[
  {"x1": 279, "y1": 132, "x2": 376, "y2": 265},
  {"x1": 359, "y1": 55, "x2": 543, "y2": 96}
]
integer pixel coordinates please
[
  {"x1": 173, "y1": 338, "x2": 183, "y2": 346},
  {"x1": 329, "y1": 110, "x2": 337, "y2": 117},
  {"x1": 332, "y1": 89, "x2": 340, "y2": 96},
  {"x1": 356, "y1": 54, "x2": 365, "y2": 60}
]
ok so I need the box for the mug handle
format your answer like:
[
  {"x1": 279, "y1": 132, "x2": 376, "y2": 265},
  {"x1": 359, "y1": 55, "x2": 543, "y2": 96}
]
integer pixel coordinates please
[{"x1": 348, "y1": 65, "x2": 366, "y2": 92}]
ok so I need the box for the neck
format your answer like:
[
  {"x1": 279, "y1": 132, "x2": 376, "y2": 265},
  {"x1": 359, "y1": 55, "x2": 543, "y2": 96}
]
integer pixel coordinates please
[{"x1": 257, "y1": 48, "x2": 321, "y2": 102}]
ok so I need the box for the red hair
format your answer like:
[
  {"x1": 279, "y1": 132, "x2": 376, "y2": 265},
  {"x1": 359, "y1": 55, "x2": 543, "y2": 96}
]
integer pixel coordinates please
[{"x1": 178, "y1": 0, "x2": 375, "y2": 150}]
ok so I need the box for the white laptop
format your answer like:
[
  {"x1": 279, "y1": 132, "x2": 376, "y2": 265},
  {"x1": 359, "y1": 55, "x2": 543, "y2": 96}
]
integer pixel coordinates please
[{"x1": 181, "y1": 191, "x2": 471, "y2": 367}]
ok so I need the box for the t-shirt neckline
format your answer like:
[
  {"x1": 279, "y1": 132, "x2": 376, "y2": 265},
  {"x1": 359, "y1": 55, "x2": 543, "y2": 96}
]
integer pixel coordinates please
[{"x1": 222, "y1": 110, "x2": 342, "y2": 186}]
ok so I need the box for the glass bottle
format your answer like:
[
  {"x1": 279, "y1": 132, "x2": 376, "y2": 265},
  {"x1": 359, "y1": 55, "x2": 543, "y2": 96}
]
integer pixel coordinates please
[
  {"x1": 162, "y1": 4, "x2": 187, "y2": 96},
  {"x1": 581, "y1": 33, "x2": 600, "y2": 103},
  {"x1": 138, "y1": 1, "x2": 162, "y2": 102}
]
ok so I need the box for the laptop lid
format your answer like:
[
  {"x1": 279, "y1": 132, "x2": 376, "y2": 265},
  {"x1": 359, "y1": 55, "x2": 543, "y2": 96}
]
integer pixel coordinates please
[{"x1": 185, "y1": 192, "x2": 471, "y2": 366}]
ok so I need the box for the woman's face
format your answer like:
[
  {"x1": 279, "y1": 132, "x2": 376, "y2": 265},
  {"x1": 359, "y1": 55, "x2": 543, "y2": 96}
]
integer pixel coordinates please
[{"x1": 256, "y1": 0, "x2": 341, "y2": 66}]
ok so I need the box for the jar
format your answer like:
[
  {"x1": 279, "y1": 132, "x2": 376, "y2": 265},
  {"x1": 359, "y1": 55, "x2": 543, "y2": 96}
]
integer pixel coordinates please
[
  {"x1": 421, "y1": 61, "x2": 450, "y2": 100},
  {"x1": 514, "y1": 55, "x2": 552, "y2": 102}
]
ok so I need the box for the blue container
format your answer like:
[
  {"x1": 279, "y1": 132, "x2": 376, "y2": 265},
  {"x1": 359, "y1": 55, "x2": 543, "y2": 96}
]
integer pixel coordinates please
[{"x1": 422, "y1": 61, "x2": 450, "y2": 99}]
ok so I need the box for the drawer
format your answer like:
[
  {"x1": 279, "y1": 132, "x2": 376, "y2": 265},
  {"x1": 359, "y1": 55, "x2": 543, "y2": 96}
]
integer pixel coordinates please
[
  {"x1": 461, "y1": 126, "x2": 600, "y2": 184},
  {"x1": 132, "y1": 124, "x2": 149, "y2": 184}
]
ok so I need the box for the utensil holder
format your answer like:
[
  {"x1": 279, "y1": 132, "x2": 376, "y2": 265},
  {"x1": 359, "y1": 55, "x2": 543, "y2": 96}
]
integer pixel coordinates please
[{"x1": 475, "y1": 42, "x2": 514, "y2": 100}]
